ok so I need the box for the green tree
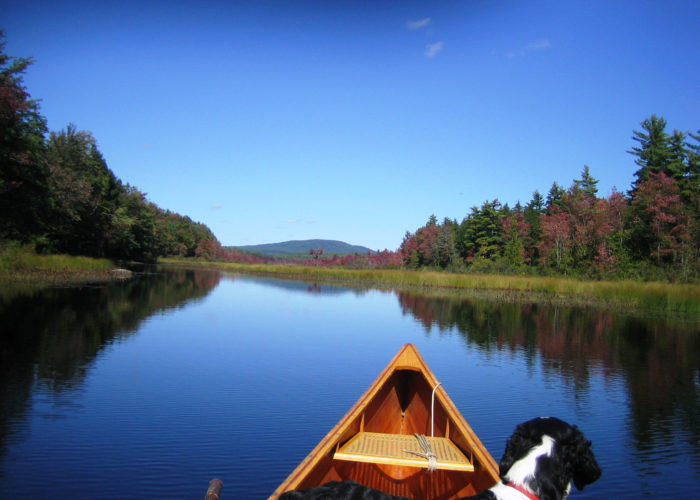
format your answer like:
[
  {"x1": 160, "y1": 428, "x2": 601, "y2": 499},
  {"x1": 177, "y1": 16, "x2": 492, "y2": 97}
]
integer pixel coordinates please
[
  {"x1": 460, "y1": 200, "x2": 505, "y2": 261},
  {"x1": 628, "y1": 115, "x2": 673, "y2": 191},
  {"x1": 501, "y1": 213, "x2": 528, "y2": 268},
  {"x1": 434, "y1": 220, "x2": 459, "y2": 268},
  {"x1": 0, "y1": 31, "x2": 49, "y2": 241},
  {"x1": 574, "y1": 165, "x2": 599, "y2": 198},
  {"x1": 546, "y1": 182, "x2": 565, "y2": 211},
  {"x1": 45, "y1": 125, "x2": 123, "y2": 255},
  {"x1": 107, "y1": 185, "x2": 160, "y2": 261},
  {"x1": 680, "y1": 130, "x2": 700, "y2": 217},
  {"x1": 627, "y1": 118, "x2": 699, "y2": 268},
  {"x1": 524, "y1": 190, "x2": 545, "y2": 264}
]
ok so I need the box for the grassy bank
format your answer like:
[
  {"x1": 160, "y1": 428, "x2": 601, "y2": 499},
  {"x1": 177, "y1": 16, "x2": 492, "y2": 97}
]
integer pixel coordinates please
[
  {"x1": 0, "y1": 242, "x2": 128, "y2": 287},
  {"x1": 161, "y1": 258, "x2": 700, "y2": 318}
]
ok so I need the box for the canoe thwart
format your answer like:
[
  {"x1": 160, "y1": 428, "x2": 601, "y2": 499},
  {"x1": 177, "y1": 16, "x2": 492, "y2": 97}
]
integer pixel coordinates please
[{"x1": 333, "y1": 432, "x2": 474, "y2": 472}]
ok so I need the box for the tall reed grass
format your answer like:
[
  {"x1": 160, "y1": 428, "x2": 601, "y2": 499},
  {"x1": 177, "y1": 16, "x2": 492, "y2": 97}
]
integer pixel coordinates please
[
  {"x1": 1, "y1": 242, "x2": 113, "y2": 271},
  {"x1": 162, "y1": 258, "x2": 700, "y2": 317},
  {"x1": 1, "y1": 242, "x2": 116, "y2": 287}
]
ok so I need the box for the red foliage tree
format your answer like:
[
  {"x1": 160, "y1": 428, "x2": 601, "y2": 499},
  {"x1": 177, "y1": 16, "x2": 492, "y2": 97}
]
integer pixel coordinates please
[
  {"x1": 631, "y1": 171, "x2": 694, "y2": 265},
  {"x1": 538, "y1": 207, "x2": 571, "y2": 269}
]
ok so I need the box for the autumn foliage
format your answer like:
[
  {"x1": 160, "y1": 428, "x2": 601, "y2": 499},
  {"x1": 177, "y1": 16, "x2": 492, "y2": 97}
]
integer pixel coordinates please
[
  {"x1": 401, "y1": 136, "x2": 699, "y2": 280},
  {"x1": 2, "y1": 33, "x2": 697, "y2": 279}
]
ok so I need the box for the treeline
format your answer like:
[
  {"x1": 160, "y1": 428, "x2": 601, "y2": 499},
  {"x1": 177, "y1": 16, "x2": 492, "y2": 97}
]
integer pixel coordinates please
[
  {"x1": 400, "y1": 116, "x2": 700, "y2": 281},
  {"x1": 196, "y1": 247, "x2": 402, "y2": 269},
  {"x1": 0, "y1": 33, "x2": 221, "y2": 262}
]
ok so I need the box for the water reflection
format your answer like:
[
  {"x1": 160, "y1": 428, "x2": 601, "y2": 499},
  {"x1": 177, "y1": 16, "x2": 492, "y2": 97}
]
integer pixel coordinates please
[
  {"x1": 396, "y1": 291, "x2": 700, "y2": 462},
  {"x1": 231, "y1": 275, "x2": 375, "y2": 297},
  {"x1": 0, "y1": 268, "x2": 221, "y2": 461},
  {"x1": 2, "y1": 269, "x2": 699, "y2": 497}
]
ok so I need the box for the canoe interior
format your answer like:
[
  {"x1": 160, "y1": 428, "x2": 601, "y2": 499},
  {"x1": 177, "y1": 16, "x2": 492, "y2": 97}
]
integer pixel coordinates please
[{"x1": 276, "y1": 362, "x2": 499, "y2": 499}]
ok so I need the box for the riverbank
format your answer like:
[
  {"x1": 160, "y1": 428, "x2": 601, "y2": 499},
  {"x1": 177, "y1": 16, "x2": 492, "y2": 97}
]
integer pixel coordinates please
[
  {"x1": 161, "y1": 258, "x2": 700, "y2": 319},
  {"x1": 3, "y1": 244, "x2": 698, "y2": 318},
  {"x1": 0, "y1": 243, "x2": 131, "y2": 288}
]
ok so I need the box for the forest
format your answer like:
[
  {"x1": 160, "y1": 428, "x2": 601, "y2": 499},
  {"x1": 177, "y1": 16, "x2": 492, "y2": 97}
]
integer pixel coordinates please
[
  {"x1": 2, "y1": 32, "x2": 698, "y2": 280},
  {"x1": 400, "y1": 122, "x2": 699, "y2": 280},
  {"x1": 1, "y1": 33, "x2": 223, "y2": 262}
]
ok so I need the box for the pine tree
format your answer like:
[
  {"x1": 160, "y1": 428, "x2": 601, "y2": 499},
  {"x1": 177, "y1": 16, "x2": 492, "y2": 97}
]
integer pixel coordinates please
[
  {"x1": 680, "y1": 130, "x2": 700, "y2": 215},
  {"x1": 524, "y1": 190, "x2": 545, "y2": 264},
  {"x1": 546, "y1": 182, "x2": 565, "y2": 211},
  {"x1": 574, "y1": 165, "x2": 599, "y2": 197},
  {"x1": 628, "y1": 115, "x2": 673, "y2": 191}
]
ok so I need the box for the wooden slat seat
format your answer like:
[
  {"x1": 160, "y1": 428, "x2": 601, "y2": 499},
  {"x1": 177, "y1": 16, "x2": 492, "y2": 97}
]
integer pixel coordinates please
[{"x1": 333, "y1": 432, "x2": 474, "y2": 471}]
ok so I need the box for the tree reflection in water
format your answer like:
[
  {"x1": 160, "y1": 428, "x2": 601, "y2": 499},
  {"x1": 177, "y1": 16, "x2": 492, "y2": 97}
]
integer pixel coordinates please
[
  {"x1": 0, "y1": 268, "x2": 221, "y2": 457},
  {"x1": 396, "y1": 291, "x2": 700, "y2": 459}
]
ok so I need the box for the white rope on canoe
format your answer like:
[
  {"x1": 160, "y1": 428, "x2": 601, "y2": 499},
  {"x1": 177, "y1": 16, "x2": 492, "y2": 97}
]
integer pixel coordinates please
[
  {"x1": 431, "y1": 382, "x2": 441, "y2": 437},
  {"x1": 400, "y1": 382, "x2": 443, "y2": 472},
  {"x1": 404, "y1": 433, "x2": 438, "y2": 471},
  {"x1": 403, "y1": 382, "x2": 442, "y2": 472}
]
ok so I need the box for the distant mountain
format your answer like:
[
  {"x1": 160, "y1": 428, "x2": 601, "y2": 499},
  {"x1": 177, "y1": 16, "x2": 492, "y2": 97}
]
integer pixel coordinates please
[{"x1": 233, "y1": 239, "x2": 373, "y2": 257}]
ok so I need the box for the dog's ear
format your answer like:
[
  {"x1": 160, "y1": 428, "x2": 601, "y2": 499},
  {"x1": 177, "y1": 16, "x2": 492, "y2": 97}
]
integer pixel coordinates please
[
  {"x1": 499, "y1": 421, "x2": 543, "y2": 476},
  {"x1": 566, "y1": 428, "x2": 602, "y2": 491}
]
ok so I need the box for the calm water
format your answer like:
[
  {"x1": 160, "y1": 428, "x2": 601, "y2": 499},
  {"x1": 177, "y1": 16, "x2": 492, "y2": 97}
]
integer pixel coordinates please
[{"x1": 1, "y1": 267, "x2": 699, "y2": 499}]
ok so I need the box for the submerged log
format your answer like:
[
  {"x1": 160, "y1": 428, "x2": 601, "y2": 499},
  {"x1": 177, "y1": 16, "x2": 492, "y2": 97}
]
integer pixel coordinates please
[{"x1": 205, "y1": 478, "x2": 223, "y2": 500}]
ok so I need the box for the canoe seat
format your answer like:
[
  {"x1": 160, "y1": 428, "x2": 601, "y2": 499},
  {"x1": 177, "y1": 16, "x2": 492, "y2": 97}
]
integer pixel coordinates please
[{"x1": 333, "y1": 432, "x2": 474, "y2": 472}]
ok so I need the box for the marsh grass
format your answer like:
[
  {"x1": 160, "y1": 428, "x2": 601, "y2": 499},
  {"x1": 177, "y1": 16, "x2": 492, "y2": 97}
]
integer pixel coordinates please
[
  {"x1": 162, "y1": 258, "x2": 700, "y2": 317},
  {"x1": 1, "y1": 242, "x2": 118, "y2": 286}
]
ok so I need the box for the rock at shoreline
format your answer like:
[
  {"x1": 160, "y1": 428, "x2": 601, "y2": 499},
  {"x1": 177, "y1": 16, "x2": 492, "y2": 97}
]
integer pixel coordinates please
[{"x1": 110, "y1": 268, "x2": 133, "y2": 279}]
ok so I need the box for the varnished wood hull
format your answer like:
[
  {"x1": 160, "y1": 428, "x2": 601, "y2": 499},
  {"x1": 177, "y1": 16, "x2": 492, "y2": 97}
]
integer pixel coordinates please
[{"x1": 269, "y1": 344, "x2": 499, "y2": 499}]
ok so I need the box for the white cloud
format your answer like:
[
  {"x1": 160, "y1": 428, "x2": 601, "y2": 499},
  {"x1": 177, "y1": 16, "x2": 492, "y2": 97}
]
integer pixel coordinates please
[
  {"x1": 507, "y1": 39, "x2": 552, "y2": 58},
  {"x1": 424, "y1": 41, "x2": 444, "y2": 58},
  {"x1": 407, "y1": 17, "x2": 431, "y2": 30},
  {"x1": 210, "y1": 203, "x2": 222, "y2": 211},
  {"x1": 524, "y1": 39, "x2": 551, "y2": 51}
]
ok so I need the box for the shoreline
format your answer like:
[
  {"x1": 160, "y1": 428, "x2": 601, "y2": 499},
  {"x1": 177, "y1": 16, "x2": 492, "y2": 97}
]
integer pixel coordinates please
[
  {"x1": 3, "y1": 252, "x2": 698, "y2": 320},
  {"x1": 160, "y1": 259, "x2": 700, "y2": 320},
  {"x1": 0, "y1": 267, "x2": 133, "y2": 287}
]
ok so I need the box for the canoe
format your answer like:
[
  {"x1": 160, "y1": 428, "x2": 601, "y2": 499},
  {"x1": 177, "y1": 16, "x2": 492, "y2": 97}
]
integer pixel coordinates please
[{"x1": 269, "y1": 344, "x2": 500, "y2": 499}]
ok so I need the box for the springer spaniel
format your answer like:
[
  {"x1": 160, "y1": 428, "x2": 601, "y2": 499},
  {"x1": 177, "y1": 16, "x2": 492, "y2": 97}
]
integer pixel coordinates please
[{"x1": 280, "y1": 417, "x2": 601, "y2": 500}]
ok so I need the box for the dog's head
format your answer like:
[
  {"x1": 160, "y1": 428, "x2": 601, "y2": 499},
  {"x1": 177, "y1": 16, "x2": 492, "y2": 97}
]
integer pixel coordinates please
[{"x1": 499, "y1": 417, "x2": 601, "y2": 500}]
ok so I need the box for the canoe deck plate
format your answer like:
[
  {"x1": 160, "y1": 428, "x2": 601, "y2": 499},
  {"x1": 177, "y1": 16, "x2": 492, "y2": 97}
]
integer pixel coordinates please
[{"x1": 333, "y1": 432, "x2": 474, "y2": 471}]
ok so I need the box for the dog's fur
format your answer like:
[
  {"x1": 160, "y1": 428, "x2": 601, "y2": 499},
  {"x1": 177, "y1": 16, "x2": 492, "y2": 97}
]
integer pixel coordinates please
[{"x1": 279, "y1": 417, "x2": 601, "y2": 500}]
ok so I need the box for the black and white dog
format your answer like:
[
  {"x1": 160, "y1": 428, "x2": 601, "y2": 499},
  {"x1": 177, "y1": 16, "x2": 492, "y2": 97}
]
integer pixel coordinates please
[{"x1": 280, "y1": 417, "x2": 601, "y2": 500}]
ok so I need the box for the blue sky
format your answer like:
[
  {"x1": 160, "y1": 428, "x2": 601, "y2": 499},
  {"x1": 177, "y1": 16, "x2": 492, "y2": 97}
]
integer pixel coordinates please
[{"x1": 4, "y1": 0, "x2": 699, "y2": 250}]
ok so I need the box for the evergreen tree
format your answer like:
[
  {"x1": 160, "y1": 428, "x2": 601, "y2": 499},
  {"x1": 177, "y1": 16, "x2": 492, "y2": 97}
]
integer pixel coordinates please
[
  {"x1": 460, "y1": 200, "x2": 505, "y2": 260},
  {"x1": 574, "y1": 165, "x2": 599, "y2": 197},
  {"x1": 667, "y1": 130, "x2": 687, "y2": 181},
  {"x1": 680, "y1": 130, "x2": 700, "y2": 215},
  {"x1": 525, "y1": 190, "x2": 545, "y2": 215},
  {"x1": 501, "y1": 213, "x2": 529, "y2": 268},
  {"x1": 524, "y1": 190, "x2": 545, "y2": 264},
  {"x1": 628, "y1": 115, "x2": 673, "y2": 191},
  {"x1": 546, "y1": 182, "x2": 565, "y2": 211}
]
